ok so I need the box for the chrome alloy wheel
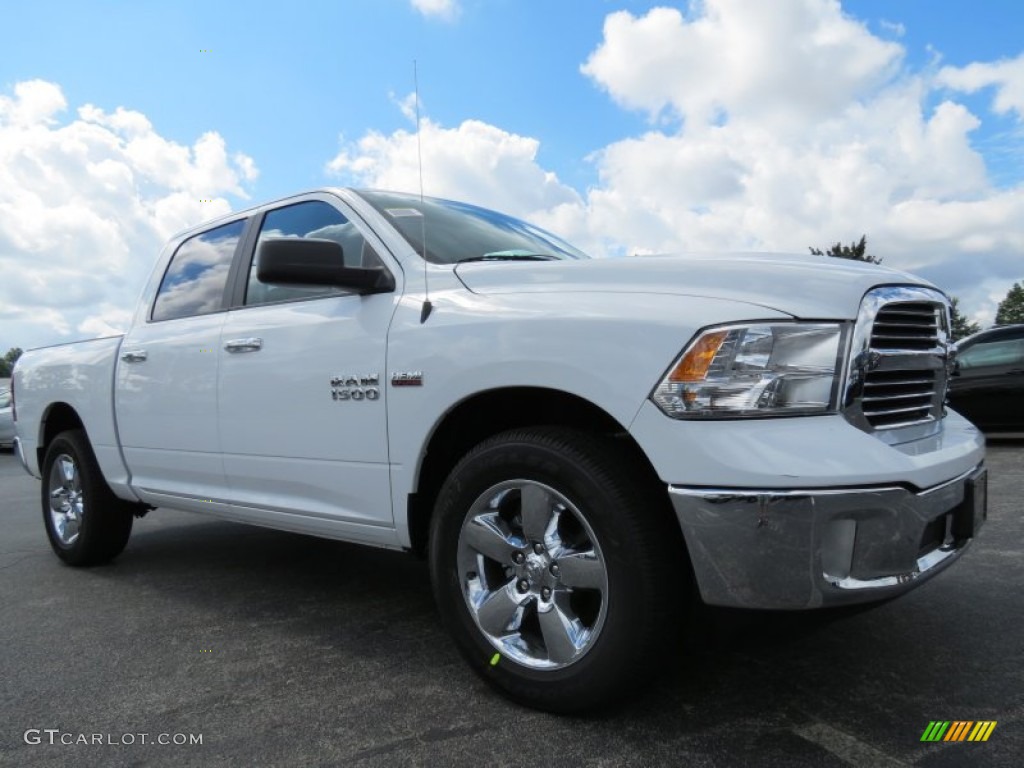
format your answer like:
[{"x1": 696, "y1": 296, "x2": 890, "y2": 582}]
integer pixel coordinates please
[
  {"x1": 456, "y1": 479, "x2": 609, "y2": 670},
  {"x1": 48, "y1": 453, "x2": 84, "y2": 546}
]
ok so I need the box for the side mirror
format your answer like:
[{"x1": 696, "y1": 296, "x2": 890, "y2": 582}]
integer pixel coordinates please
[{"x1": 256, "y1": 238, "x2": 394, "y2": 294}]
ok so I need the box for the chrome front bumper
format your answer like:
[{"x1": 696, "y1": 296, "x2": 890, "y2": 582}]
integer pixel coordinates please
[{"x1": 669, "y1": 465, "x2": 987, "y2": 609}]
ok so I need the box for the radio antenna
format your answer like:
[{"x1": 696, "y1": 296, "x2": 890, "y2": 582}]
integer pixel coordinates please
[{"x1": 414, "y1": 60, "x2": 433, "y2": 323}]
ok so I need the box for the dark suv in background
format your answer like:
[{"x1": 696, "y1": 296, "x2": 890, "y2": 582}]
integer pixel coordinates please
[{"x1": 949, "y1": 324, "x2": 1024, "y2": 433}]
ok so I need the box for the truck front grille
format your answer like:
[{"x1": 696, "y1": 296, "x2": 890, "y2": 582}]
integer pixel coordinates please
[
  {"x1": 844, "y1": 287, "x2": 952, "y2": 437},
  {"x1": 870, "y1": 303, "x2": 941, "y2": 350},
  {"x1": 861, "y1": 369, "x2": 938, "y2": 429}
]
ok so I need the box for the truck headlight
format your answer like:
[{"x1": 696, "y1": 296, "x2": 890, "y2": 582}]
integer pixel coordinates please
[{"x1": 652, "y1": 323, "x2": 845, "y2": 418}]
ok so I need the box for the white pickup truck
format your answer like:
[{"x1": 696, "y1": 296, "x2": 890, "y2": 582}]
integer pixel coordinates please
[{"x1": 11, "y1": 188, "x2": 987, "y2": 712}]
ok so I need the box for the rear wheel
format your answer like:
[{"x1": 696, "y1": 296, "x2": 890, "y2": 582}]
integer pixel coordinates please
[
  {"x1": 429, "y1": 427, "x2": 685, "y2": 712},
  {"x1": 42, "y1": 429, "x2": 133, "y2": 566}
]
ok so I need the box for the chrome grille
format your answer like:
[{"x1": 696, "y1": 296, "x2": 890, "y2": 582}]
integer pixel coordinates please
[
  {"x1": 870, "y1": 303, "x2": 941, "y2": 350},
  {"x1": 844, "y1": 287, "x2": 951, "y2": 437},
  {"x1": 860, "y1": 369, "x2": 938, "y2": 429}
]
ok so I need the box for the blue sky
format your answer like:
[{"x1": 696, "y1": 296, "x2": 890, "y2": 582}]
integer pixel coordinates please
[
  {"x1": 6, "y1": 0, "x2": 1022, "y2": 197},
  {"x1": 4, "y1": 0, "x2": 658, "y2": 195},
  {"x1": 2, "y1": 0, "x2": 1024, "y2": 349}
]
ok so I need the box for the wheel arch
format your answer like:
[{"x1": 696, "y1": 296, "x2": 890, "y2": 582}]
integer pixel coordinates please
[
  {"x1": 37, "y1": 402, "x2": 87, "y2": 469},
  {"x1": 406, "y1": 386, "x2": 676, "y2": 557}
]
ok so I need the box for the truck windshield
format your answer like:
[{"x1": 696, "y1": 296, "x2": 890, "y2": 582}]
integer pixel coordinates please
[{"x1": 355, "y1": 190, "x2": 590, "y2": 264}]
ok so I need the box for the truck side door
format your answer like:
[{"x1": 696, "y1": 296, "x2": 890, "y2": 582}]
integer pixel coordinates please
[
  {"x1": 216, "y1": 194, "x2": 401, "y2": 543},
  {"x1": 116, "y1": 217, "x2": 249, "y2": 506}
]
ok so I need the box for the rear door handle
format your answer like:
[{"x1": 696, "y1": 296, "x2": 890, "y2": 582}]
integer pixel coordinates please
[
  {"x1": 120, "y1": 349, "x2": 148, "y2": 363},
  {"x1": 224, "y1": 337, "x2": 263, "y2": 353}
]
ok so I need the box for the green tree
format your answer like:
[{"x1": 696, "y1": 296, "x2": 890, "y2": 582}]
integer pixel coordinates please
[
  {"x1": 809, "y1": 234, "x2": 882, "y2": 264},
  {"x1": 995, "y1": 281, "x2": 1024, "y2": 325},
  {"x1": 0, "y1": 347, "x2": 23, "y2": 378},
  {"x1": 949, "y1": 297, "x2": 980, "y2": 342}
]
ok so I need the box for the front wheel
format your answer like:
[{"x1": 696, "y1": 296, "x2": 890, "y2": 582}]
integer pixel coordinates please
[
  {"x1": 429, "y1": 427, "x2": 685, "y2": 712},
  {"x1": 41, "y1": 429, "x2": 133, "y2": 566}
]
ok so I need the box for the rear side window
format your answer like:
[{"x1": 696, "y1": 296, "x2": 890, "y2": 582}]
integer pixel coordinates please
[
  {"x1": 245, "y1": 200, "x2": 382, "y2": 306},
  {"x1": 151, "y1": 220, "x2": 245, "y2": 322}
]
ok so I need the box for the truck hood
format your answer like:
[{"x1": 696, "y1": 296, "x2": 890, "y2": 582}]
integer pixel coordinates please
[{"x1": 453, "y1": 253, "x2": 937, "y2": 319}]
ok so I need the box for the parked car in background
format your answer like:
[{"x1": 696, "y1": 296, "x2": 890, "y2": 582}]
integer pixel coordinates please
[
  {"x1": 948, "y1": 324, "x2": 1024, "y2": 433},
  {"x1": 0, "y1": 388, "x2": 13, "y2": 448}
]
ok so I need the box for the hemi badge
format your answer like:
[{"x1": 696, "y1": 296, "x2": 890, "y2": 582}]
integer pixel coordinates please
[{"x1": 391, "y1": 372, "x2": 424, "y2": 387}]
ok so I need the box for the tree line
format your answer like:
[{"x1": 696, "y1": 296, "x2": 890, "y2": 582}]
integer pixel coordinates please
[{"x1": 0, "y1": 348, "x2": 22, "y2": 378}]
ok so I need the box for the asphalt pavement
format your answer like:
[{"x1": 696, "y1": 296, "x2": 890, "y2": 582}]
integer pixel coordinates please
[{"x1": 0, "y1": 443, "x2": 1021, "y2": 767}]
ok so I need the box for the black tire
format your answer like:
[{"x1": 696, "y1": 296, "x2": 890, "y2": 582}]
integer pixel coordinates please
[
  {"x1": 429, "y1": 427, "x2": 686, "y2": 713},
  {"x1": 41, "y1": 429, "x2": 133, "y2": 566}
]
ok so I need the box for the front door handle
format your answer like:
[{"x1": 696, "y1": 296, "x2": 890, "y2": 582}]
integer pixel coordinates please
[
  {"x1": 224, "y1": 337, "x2": 263, "y2": 353},
  {"x1": 120, "y1": 349, "x2": 148, "y2": 363}
]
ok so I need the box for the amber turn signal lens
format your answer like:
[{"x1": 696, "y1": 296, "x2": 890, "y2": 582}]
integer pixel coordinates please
[{"x1": 668, "y1": 330, "x2": 728, "y2": 382}]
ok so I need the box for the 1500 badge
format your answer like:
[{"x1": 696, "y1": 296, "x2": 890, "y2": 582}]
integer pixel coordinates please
[{"x1": 331, "y1": 374, "x2": 380, "y2": 402}]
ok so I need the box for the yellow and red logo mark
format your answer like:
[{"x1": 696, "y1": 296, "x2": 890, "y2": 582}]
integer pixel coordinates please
[{"x1": 921, "y1": 721, "x2": 997, "y2": 742}]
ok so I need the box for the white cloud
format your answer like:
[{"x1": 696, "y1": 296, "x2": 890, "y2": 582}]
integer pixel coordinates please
[
  {"x1": 0, "y1": 79, "x2": 67, "y2": 126},
  {"x1": 7, "y1": 1, "x2": 1020, "y2": 349},
  {"x1": 580, "y1": 2, "x2": 902, "y2": 128},
  {"x1": 574, "y1": 2, "x2": 1023, "y2": 322},
  {"x1": 937, "y1": 53, "x2": 1024, "y2": 120},
  {"x1": 391, "y1": 91, "x2": 421, "y2": 124},
  {"x1": 326, "y1": 107, "x2": 582, "y2": 223},
  {"x1": 879, "y1": 19, "x2": 906, "y2": 38},
  {"x1": 410, "y1": 0, "x2": 459, "y2": 22},
  {"x1": 0, "y1": 79, "x2": 257, "y2": 349},
  {"x1": 328, "y1": 1, "x2": 1023, "y2": 325}
]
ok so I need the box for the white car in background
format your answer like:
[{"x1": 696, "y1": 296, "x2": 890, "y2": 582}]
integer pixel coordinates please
[{"x1": 0, "y1": 388, "x2": 13, "y2": 448}]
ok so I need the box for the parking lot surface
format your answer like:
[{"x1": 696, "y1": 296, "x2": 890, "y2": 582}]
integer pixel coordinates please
[{"x1": 1, "y1": 443, "x2": 1021, "y2": 767}]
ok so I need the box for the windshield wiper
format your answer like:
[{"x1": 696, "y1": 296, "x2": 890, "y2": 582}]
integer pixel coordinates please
[{"x1": 459, "y1": 250, "x2": 558, "y2": 263}]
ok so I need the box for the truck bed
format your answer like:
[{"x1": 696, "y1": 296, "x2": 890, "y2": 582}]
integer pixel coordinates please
[{"x1": 13, "y1": 335, "x2": 134, "y2": 497}]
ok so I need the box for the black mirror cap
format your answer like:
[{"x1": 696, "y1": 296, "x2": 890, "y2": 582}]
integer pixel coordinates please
[{"x1": 257, "y1": 238, "x2": 395, "y2": 294}]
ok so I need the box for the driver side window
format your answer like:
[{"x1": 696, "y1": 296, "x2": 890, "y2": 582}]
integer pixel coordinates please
[{"x1": 246, "y1": 201, "x2": 383, "y2": 307}]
